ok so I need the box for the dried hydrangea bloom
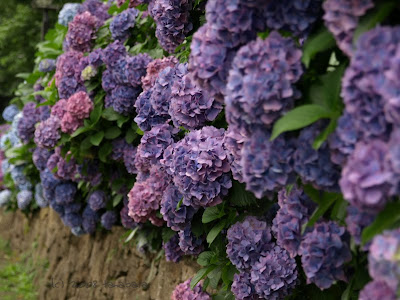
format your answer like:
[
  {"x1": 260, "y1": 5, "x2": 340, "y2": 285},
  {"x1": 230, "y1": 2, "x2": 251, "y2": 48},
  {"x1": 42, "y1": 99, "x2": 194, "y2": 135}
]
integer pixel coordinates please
[
  {"x1": 359, "y1": 280, "x2": 396, "y2": 300},
  {"x1": 60, "y1": 112, "x2": 84, "y2": 134},
  {"x1": 340, "y1": 140, "x2": 393, "y2": 212},
  {"x1": 241, "y1": 129, "x2": 297, "y2": 199},
  {"x1": 160, "y1": 185, "x2": 197, "y2": 232},
  {"x1": 32, "y1": 147, "x2": 52, "y2": 172},
  {"x1": 223, "y1": 126, "x2": 246, "y2": 183},
  {"x1": 66, "y1": 91, "x2": 93, "y2": 120},
  {"x1": 2, "y1": 105, "x2": 19, "y2": 122},
  {"x1": 323, "y1": 0, "x2": 374, "y2": 56},
  {"x1": 128, "y1": 166, "x2": 171, "y2": 223},
  {"x1": 110, "y1": 8, "x2": 139, "y2": 41},
  {"x1": 88, "y1": 190, "x2": 107, "y2": 211},
  {"x1": 263, "y1": 0, "x2": 322, "y2": 39},
  {"x1": 170, "y1": 71, "x2": 222, "y2": 130},
  {"x1": 142, "y1": 56, "x2": 178, "y2": 90},
  {"x1": 17, "y1": 102, "x2": 41, "y2": 143},
  {"x1": 294, "y1": 122, "x2": 341, "y2": 192},
  {"x1": 55, "y1": 183, "x2": 77, "y2": 205},
  {"x1": 58, "y1": 3, "x2": 82, "y2": 27},
  {"x1": 150, "y1": 0, "x2": 193, "y2": 53},
  {"x1": 231, "y1": 272, "x2": 261, "y2": 300},
  {"x1": 34, "y1": 116, "x2": 61, "y2": 149},
  {"x1": 178, "y1": 227, "x2": 204, "y2": 256},
  {"x1": 227, "y1": 216, "x2": 273, "y2": 271},
  {"x1": 225, "y1": 33, "x2": 302, "y2": 134},
  {"x1": 368, "y1": 228, "x2": 400, "y2": 291},
  {"x1": 345, "y1": 206, "x2": 376, "y2": 248},
  {"x1": 101, "y1": 211, "x2": 118, "y2": 230},
  {"x1": 171, "y1": 279, "x2": 211, "y2": 300},
  {"x1": 162, "y1": 126, "x2": 231, "y2": 208},
  {"x1": 251, "y1": 246, "x2": 298, "y2": 300},
  {"x1": 299, "y1": 221, "x2": 352, "y2": 290},
  {"x1": 65, "y1": 11, "x2": 98, "y2": 53},
  {"x1": 163, "y1": 234, "x2": 184, "y2": 263},
  {"x1": 17, "y1": 190, "x2": 33, "y2": 210},
  {"x1": 272, "y1": 187, "x2": 316, "y2": 257}
]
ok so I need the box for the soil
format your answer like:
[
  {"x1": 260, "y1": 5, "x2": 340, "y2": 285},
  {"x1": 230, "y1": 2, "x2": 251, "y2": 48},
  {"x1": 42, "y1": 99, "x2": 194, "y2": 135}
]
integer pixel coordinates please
[{"x1": 0, "y1": 208, "x2": 198, "y2": 300}]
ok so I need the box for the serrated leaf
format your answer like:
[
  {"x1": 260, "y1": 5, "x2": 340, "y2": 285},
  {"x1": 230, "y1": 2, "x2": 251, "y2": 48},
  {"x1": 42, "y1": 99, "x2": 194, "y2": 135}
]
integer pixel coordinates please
[
  {"x1": 162, "y1": 228, "x2": 176, "y2": 243},
  {"x1": 98, "y1": 143, "x2": 113, "y2": 162},
  {"x1": 197, "y1": 251, "x2": 213, "y2": 267},
  {"x1": 361, "y1": 202, "x2": 400, "y2": 245},
  {"x1": 102, "y1": 107, "x2": 121, "y2": 121},
  {"x1": 90, "y1": 103, "x2": 103, "y2": 124},
  {"x1": 208, "y1": 266, "x2": 222, "y2": 289},
  {"x1": 229, "y1": 181, "x2": 257, "y2": 207},
  {"x1": 202, "y1": 206, "x2": 222, "y2": 223},
  {"x1": 302, "y1": 27, "x2": 336, "y2": 68},
  {"x1": 271, "y1": 104, "x2": 334, "y2": 140},
  {"x1": 90, "y1": 131, "x2": 104, "y2": 146},
  {"x1": 207, "y1": 221, "x2": 226, "y2": 245},
  {"x1": 105, "y1": 126, "x2": 122, "y2": 139},
  {"x1": 313, "y1": 119, "x2": 337, "y2": 150},
  {"x1": 190, "y1": 266, "x2": 214, "y2": 290}
]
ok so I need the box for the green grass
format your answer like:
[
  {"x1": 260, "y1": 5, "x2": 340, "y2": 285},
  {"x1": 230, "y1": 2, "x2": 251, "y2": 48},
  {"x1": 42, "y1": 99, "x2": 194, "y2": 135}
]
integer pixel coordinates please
[{"x1": 0, "y1": 238, "x2": 48, "y2": 300}]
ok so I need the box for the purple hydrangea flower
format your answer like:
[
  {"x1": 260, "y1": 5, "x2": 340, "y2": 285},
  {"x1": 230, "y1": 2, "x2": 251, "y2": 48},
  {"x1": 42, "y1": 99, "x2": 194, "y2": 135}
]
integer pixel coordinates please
[
  {"x1": 64, "y1": 202, "x2": 82, "y2": 214},
  {"x1": 66, "y1": 91, "x2": 94, "y2": 120},
  {"x1": 272, "y1": 187, "x2": 316, "y2": 257},
  {"x1": 345, "y1": 205, "x2": 376, "y2": 248},
  {"x1": 170, "y1": 71, "x2": 222, "y2": 130},
  {"x1": 294, "y1": 122, "x2": 341, "y2": 192},
  {"x1": 17, "y1": 102, "x2": 41, "y2": 143},
  {"x1": 368, "y1": 228, "x2": 400, "y2": 291},
  {"x1": 142, "y1": 56, "x2": 178, "y2": 90},
  {"x1": 40, "y1": 168, "x2": 61, "y2": 190},
  {"x1": 134, "y1": 89, "x2": 169, "y2": 131},
  {"x1": 34, "y1": 116, "x2": 61, "y2": 149},
  {"x1": 231, "y1": 272, "x2": 261, "y2": 300},
  {"x1": 323, "y1": 0, "x2": 374, "y2": 56},
  {"x1": 65, "y1": 11, "x2": 98, "y2": 53},
  {"x1": 120, "y1": 202, "x2": 137, "y2": 229},
  {"x1": 62, "y1": 213, "x2": 82, "y2": 228},
  {"x1": 241, "y1": 129, "x2": 297, "y2": 199},
  {"x1": 150, "y1": 0, "x2": 193, "y2": 53},
  {"x1": 55, "y1": 183, "x2": 77, "y2": 205},
  {"x1": 110, "y1": 85, "x2": 142, "y2": 115},
  {"x1": 251, "y1": 245, "x2": 298, "y2": 300},
  {"x1": 111, "y1": 138, "x2": 130, "y2": 161},
  {"x1": 33, "y1": 148, "x2": 52, "y2": 172},
  {"x1": 82, "y1": 205, "x2": 99, "y2": 234},
  {"x1": 340, "y1": 140, "x2": 393, "y2": 212},
  {"x1": 162, "y1": 126, "x2": 231, "y2": 208},
  {"x1": 2, "y1": 105, "x2": 19, "y2": 122},
  {"x1": 17, "y1": 190, "x2": 33, "y2": 210},
  {"x1": 171, "y1": 279, "x2": 211, "y2": 300},
  {"x1": 55, "y1": 51, "x2": 85, "y2": 99},
  {"x1": 58, "y1": 3, "x2": 82, "y2": 27},
  {"x1": 123, "y1": 145, "x2": 138, "y2": 175},
  {"x1": 299, "y1": 221, "x2": 352, "y2": 290},
  {"x1": 88, "y1": 190, "x2": 107, "y2": 211},
  {"x1": 102, "y1": 40, "x2": 127, "y2": 68},
  {"x1": 359, "y1": 280, "x2": 397, "y2": 300},
  {"x1": 110, "y1": 8, "x2": 139, "y2": 41},
  {"x1": 39, "y1": 59, "x2": 56, "y2": 73},
  {"x1": 47, "y1": 148, "x2": 78, "y2": 181},
  {"x1": 160, "y1": 185, "x2": 197, "y2": 232},
  {"x1": 225, "y1": 33, "x2": 303, "y2": 134},
  {"x1": 163, "y1": 234, "x2": 184, "y2": 263},
  {"x1": 101, "y1": 211, "x2": 118, "y2": 230},
  {"x1": 78, "y1": 0, "x2": 110, "y2": 26},
  {"x1": 125, "y1": 54, "x2": 153, "y2": 87},
  {"x1": 224, "y1": 126, "x2": 246, "y2": 183},
  {"x1": 178, "y1": 227, "x2": 204, "y2": 255},
  {"x1": 227, "y1": 216, "x2": 273, "y2": 271}
]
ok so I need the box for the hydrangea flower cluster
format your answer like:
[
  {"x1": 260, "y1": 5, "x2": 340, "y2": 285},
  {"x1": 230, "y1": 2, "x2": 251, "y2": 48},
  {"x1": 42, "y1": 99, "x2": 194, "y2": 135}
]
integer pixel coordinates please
[
  {"x1": 223, "y1": 126, "x2": 246, "y2": 183},
  {"x1": 163, "y1": 234, "x2": 184, "y2": 263},
  {"x1": 38, "y1": 59, "x2": 56, "y2": 73},
  {"x1": 150, "y1": 0, "x2": 193, "y2": 53},
  {"x1": 225, "y1": 33, "x2": 303, "y2": 134},
  {"x1": 34, "y1": 183, "x2": 48, "y2": 208},
  {"x1": 47, "y1": 147, "x2": 78, "y2": 181},
  {"x1": 359, "y1": 280, "x2": 397, "y2": 300},
  {"x1": 58, "y1": 3, "x2": 82, "y2": 27},
  {"x1": 110, "y1": 8, "x2": 139, "y2": 41},
  {"x1": 299, "y1": 221, "x2": 352, "y2": 290},
  {"x1": 78, "y1": 0, "x2": 110, "y2": 26},
  {"x1": 323, "y1": 0, "x2": 374, "y2": 57},
  {"x1": 171, "y1": 279, "x2": 211, "y2": 300},
  {"x1": 2, "y1": 105, "x2": 19, "y2": 122},
  {"x1": 0, "y1": 190, "x2": 12, "y2": 207},
  {"x1": 17, "y1": 102, "x2": 41, "y2": 144},
  {"x1": 65, "y1": 11, "x2": 98, "y2": 53},
  {"x1": 88, "y1": 190, "x2": 107, "y2": 211},
  {"x1": 55, "y1": 51, "x2": 85, "y2": 99},
  {"x1": 231, "y1": 272, "x2": 260, "y2": 300},
  {"x1": 141, "y1": 56, "x2": 178, "y2": 90},
  {"x1": 345, "y1": 206, "x2": 376, "y2": 248},
  {"x1": 178, "y1": 227, "x2": 204, "y2": 256},
  {"x1": 34, "y1": 116, "x2": 61, "y2": 149},
  {"x1": 162, "y1": 126, "x2": 231, "y2": 208},
  {"x1": 101, "y1": 211, "x2": 118, "y2": 230},
  {"x1": 134, "y1": 89, "x2": 169, "y2": 131},
  {"x1": 17, "y1": 190, "x2": 33, "y2": 210},
  {"x1": 272, "y1": 187, "x2": 316, "y2": 257}
]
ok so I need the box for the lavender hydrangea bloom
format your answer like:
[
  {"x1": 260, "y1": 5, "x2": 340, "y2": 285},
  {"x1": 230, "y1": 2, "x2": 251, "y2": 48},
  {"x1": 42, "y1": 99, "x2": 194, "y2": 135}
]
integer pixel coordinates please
[
  {"x1": 58, "y1": 3, "x2": 82, "y2": 27},
  {"x1": 123, "y1": 145, "x2": 138, "y2": 175},
  {"x1": 160, "y1": 185, "x2": 197, "y2": 231},
  {"x1": 55, "y1": 183, "x2": 77, "y2": 205},
  {"x1": 178, "y1": 227, "x2": 204, "y2": 255},
  {"x1": 47, "y1": 148, "x2": 78, "y2": 181},
  {"x1": 134, "y1": 89, "x2": 169, "y2": 131},
  {"x1": 110, "y1": 8, "x2": 139, "y2": 41},
  {"x1": 125, "y1": 54, "x2": 153, "y2": 87},
  {"x1": 340, "y1": 140, "x2": 392, "y2": 212},
  {"x1": 11, "y1": 165, "x2": 28, "y2": 187},
  {"x1": 120, "y1": 203, "x2": 137, "y2": 229},
  {"x1": 346, "y1": 206, "x2": 376, "y2": 248},
  {"x1": 272, "y1": 187, "x2": 316, "y2": 257},
  {"x1": 163, "y1": 234, "x2": 184, "y2": 263},
  {"x1": 170, "y1": 71, "x2": 222, "y2": 130},
  {"x1": 359, "y1": 280, "x2": 397, "y2": 300},
  {"x1": 225, "y1": 33, "x2": 303, "y2": 133},
  {"x1": 231, "y1": 272, "x2": 261, "y2": 300},
  {"x1": 62, "y1": 213, "x2": 82, "y2": 228},
  {"x1": 78, "y1": 0, "x2": 110, "y2": 25},
  {"x1": 162, "y1": 126, "x2": 231, "y2": 208},
  {"x1": 55, "y1": 51, "x2": 85, "y2": 99},
  {"x1": 2, "y1": 105, "x2": 19, "y2": 122},
  {"x1": 142, "y1": 56, "x2": 178, "y2": 90},
  {"x1": 111, "y1": 138, "x2": 130, "y2": 161},
  {"x1": 65, "y1": 11, "x2": 98, "y2": 53},
  {"x1": 150, "y1": 0, "x2": 193, "y2": 53},
  {"x1": 323, "y1": 0, "x2": 374, "y2": 57},
  {"x1": 241, "y1": 129, "x2": 296, "y2": 199},
  {"x1": 226, "y1": 216, "x2": 273, "y2": 271},
  {"x1": 101, "y1": 211, "x2": 118, "y2": 230},
  {"x1": 251, "y1": 246, "x2": 298, "y2": 300},
  {"x1": 171, "y1": 279, "x2": 211, "y2": 300},
  {"x1": 35, "y1": 183, "x2": 48, "y2": 208},
  {"x1": 82, "y1": 205, "x2": 99, "y2": 234},
  {"x1": 17, "y1": 190, "x2": 33, "y2": 210},
  {"x1": 17, "y1": 102, "x2": 40, "y2": 143},
  {"x1": 39, "y1": 59, "x2": 56, "y2": 73},
  {"x1": 34, "y1": 116, "x2": 61, "y2": 149},
  {"x1": 299, "y1": 221, "x2": 352, "y2": 290},
  {"x1": 263, "y1": 0, "x2": 322, "y2": 38},
  {"x1": 0, "y1": 190, "x2": 12, "y2": 207},
  {"x1": 64, "y1": 202, "x2": 82, "y2": 214},
  {"x1": 224, "y1": 126, "x2": 246, "y2": 183},
  {"x1": 40, "y1": 168, "x2": 61, "y2": 190},
  {"x1": 294, "y1": 122, "x2": 341, "y2": 192},
  {"x1": 368, "y1": 228, "x2": 400, "y2": 291},
  {"x1": 102, "y1": 40, "x2": 127, "y2": 67},
  {"x1": 88, "y1": 190, "x2": 107, "y2": 211},
  {"x1": 110, "y1": 85, "x2": 142, "y2": 115}
]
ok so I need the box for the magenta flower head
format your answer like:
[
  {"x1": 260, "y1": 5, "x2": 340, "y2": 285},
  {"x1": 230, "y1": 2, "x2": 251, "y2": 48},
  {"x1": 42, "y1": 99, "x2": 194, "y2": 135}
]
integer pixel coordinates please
[
  {"x1": 51, "y1": 99, "x2": 68, "y2": 119},
  {"x1": 171, "y1": 279, "x2": 211, "y2": 300},
  {"x1": 60, "y1": 112, "x2": 84, "y2": 134},
  {"x1": 65, "y1": 11, "x2": 98, "y2": 53},
  {"x1": 142, "y1": 56, "x2": 178, "y2": 90},
  {"x1": 66, "y1": 91, "x2": 94, "y2": 120},
  {"x1": 359, "y1": 280, "x2": 396, "y2": 300}
]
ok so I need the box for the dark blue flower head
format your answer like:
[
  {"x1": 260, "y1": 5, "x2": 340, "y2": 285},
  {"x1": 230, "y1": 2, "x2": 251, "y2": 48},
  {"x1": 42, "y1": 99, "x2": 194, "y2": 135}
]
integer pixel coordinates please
[
  {"x1": 88, "y1": 190, "x2": 107, "y2": 211},
  {"x1": 55, "y1": 182, "x2": 77, "y2": 205},
  {"x1": 163, "y1": 234, "x2": 184, "y2": 263},
  {"x1": 178, "y1": 226, "x2": 204, "y2": 255},
  {"x1": 110, "y1": 8, "x2": 139, "y2": 41},
  {"x1": 101, "y1": 211, "x2": 118, "y2": 230}
]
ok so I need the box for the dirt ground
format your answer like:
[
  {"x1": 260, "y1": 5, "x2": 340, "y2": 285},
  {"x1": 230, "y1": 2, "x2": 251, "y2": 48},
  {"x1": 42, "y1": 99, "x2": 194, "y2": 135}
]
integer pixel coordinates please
[{"x1": 0, "y1": 208, "x2": 198, "y2": 300}]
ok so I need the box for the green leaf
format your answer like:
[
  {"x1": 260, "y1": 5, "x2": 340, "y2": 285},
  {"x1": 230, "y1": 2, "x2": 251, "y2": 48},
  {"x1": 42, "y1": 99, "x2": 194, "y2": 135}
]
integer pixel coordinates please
[
  {"x1": 113, "y1": 194, "x2": 123, "y2": 207},
  {"x1": 90, "y1": 131, "x2": 104, "y2": 146},
  {"x1": 361, "y1": 202, "x2": 400, "y2": 245},
  {"x1": 102, "y1": 107, "x2": 121, "y2": 121},
  {"x1": 202, "y1": 206, "x2": 222, "y2": 223},
  {"x1": 90, "y1": 103, "x2": 103, "y2": 125},
  {"x1": 104, "y1": 127, "x2": 122, "y2": 139},
  {"x1": 229, "y1": 181, "x2": 257, "y2": 207},
  {"x1": 80, "y1": 136, "x2": 92, "y2": 151},
  {"x1": 312, "y1": 119, "x2": 337, "y2": 150},
  {"x1": 197, "y1": 251, "x2": 214, "y2": 267},
  {"x1": 207, "y1": 221, "x2": 226, "y2": 245},
  {"x1": 271, "y1": 105, "x2": 334, "y2": 140},
  {"x1": 190, "y1": 266, "x2": 214, "y2": 290},
  {"x1": 208, "y1": 266, "x2": 222, "y2": 289},
  {"x1": 302, "y1": 27, "x2": 336, "y2": 68},
  {"x1": 221, "y1": 263, "x2": 238, "y2": 286},
  {"x1": 330, "y1": 196, "x2": 348, "y2": 223},
  {"x1": 125, "y1": 227, "x2": 139, "y2": 243},
  {"x1": 125, "y1": 127, "x2": 137, "y2": 144},
  {"x1": 162, "y1": 228, "x2": 176, "y2": 243},
  {"x1": 98, "y1": 143, "x2": 113, "y2": 163},
  {"x1": 176, "y1": 197, "x2": 184, "y2": 211},
  {"x1": 117, "y1": 115, "x2": 130, "y2": 128}
]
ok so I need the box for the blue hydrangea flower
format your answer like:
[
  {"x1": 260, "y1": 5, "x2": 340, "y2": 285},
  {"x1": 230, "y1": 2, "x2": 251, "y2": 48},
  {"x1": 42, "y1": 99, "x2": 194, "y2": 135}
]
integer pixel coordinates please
[
  {"x1": 346, "y1": 206, "x2": 376, "y2": 248},
  {"x1": 58, "y1": 3, "x2": 82, "y2": 27},
  {"x1": 17, "y1": 190, "x2": 33, "y2": 210},
  {"x1": 178, "y1": 227, "x2": 204, "y2": 256},
  {"x1": 110, "y1": 8, "x2": 139, "y2": 41},
  {"x1": 0, "y1": 190, "x2": 12, "y2": 207},
  {"x1": 82, "y1": 205, "x2": 99, "y2": 234},
  {"x1": 163, "y1": 234, "x2": 184, "y2": 263},
  {"x1": 88, "y1": 190, "x2": 107, "y2": 211},
  {"x1": 38, "y1": 59, "x2": 56, "y2": 73},
  {"x1": 101, "y1": 211, "x2": 118, "y2": 230},
  {"x1": 62, "y1": 213, "x2": 82, "y2": 228},
  {"x1": 55, "y1": 183, "x2": 77, "y2": 205},
  {"x1": 231, "y1": 272, "x2": 260, "y2": 300},
  {"x1": 2, "y1": 105, "x2": 19, "y2": 122}
]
